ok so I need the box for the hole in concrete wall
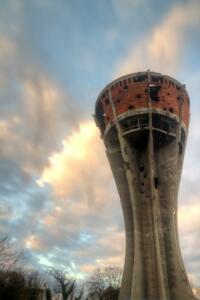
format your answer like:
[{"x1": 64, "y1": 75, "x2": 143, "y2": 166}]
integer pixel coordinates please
[
  {"x1": 128, "y1": 105, "x2": 133, "y2": 109},
  {"x1": 139, "y1": 166, "x2": 144, "y2": 172},
  {"x1": 105, "y1": 99, "x2": 109, "y2": 105},
  {"x1": 181, "y1": 128, "x2": 185, "y2": 144},
  {"x1": 169, "y1": 107, "x2": 174, "y2": 113},
  {"x1": 141, "y1": 182, "x2": 144, "y2": 186},
  {"x1": 154, "y1": 177, "x2": 159, "y2": 189},
  {"x1": 149, "y1": 85, "x2": 161, "y2": 101}
]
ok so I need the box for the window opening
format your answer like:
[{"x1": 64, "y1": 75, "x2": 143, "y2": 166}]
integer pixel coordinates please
[
  {"x1": 151, "y1": 75, "x2": 162, "y2": 83},
  {"x1": 134, "y1": 75, "x2": 146, "y2": 82},
  {"x1": 149, "y1": 84, "x2": 161, "y2": 101}
]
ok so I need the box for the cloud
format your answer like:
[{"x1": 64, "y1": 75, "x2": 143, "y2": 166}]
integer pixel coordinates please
[
  {"x1": 115, "y1": 0, "x2": 200, "y2": 76},
  {"x1": 38, "y1": 121, "x2": 111, "y2": 204},
  {"x1": 18, "y1": 121, "x2": 124, "y2": 274}
]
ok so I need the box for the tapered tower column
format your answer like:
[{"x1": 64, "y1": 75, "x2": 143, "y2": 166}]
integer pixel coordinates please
[{"x1": 94, "y1": 71, "x2": 194, "y2": 300}]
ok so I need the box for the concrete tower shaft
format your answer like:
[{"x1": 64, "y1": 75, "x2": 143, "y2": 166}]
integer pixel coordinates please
[{"x1": 95, "y1": 71, "x2": 194, "y2": 300}]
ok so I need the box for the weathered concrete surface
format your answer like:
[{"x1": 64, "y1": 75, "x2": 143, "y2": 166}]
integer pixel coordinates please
[{"x1": 107, "y1": 134, "x2": 193, "y2": 300}]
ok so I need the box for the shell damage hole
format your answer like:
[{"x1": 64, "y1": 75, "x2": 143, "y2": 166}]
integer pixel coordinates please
[
  {"x1": 105, "y1": 99, "x2": 109, "y2": 105},
  {"x1": 154, "y1": 177, "x2": 159, "y2": 189},
  {"x1": 149, "y1": 85, "x2": 161, "y2": 101}
]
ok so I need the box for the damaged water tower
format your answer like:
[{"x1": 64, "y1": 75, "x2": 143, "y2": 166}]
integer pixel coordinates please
[{"x1": 94, "y1": 71, "x2": 194, "y2": 300}]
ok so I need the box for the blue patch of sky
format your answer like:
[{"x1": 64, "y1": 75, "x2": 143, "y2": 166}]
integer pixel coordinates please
[
  {"x1": 12, "y1": 0, "x2": 185, "y2": 112},
  {"x1": 79, "y1": 231, "x2": 93, "y2": 244}
]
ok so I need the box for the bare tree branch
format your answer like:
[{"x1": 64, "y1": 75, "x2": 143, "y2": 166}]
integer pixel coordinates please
[
  {"x1": 48, "y1": 267, "x2": 75, "y2": 300},
  {"x1": 0, "y1": 236, "x2": 27, "y2": 271},
  {"x1": 87, "y1": 267, "x2": 122, "y2": 300}
]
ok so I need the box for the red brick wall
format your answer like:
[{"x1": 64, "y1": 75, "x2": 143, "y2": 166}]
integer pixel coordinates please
[{"x1": 98, "y1": 76, "x2": 189, "y2": 130}]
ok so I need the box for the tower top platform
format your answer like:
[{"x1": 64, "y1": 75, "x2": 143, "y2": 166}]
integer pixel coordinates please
[{"x1": 95, "y1": 71, "x2": 190, "y2": 136}]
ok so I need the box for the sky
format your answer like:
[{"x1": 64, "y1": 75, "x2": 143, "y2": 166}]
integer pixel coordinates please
[{"x1": 0, "y1": 0, "x2": 200, "y2": 286}]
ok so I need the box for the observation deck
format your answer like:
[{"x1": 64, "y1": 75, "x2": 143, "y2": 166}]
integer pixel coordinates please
[{"x1": 95, "y1": 71, "x2": 190, "y2": 152}]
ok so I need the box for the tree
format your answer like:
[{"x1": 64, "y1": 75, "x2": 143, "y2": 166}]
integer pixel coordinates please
[
  {"x1": 24, "y1": 270, "x2": 45, "y2": 289},
  {"x1": 49, "y1": 268, "x2": 75, "y2": 300},
  {"x1": 88, "y1": 268, "x2": 105, "y2": 300},
  {"x1": 0, "y1": 237, "x2": 51, "y2": 299},
  {"x1": 0, "y1": 236, "x2": 26, "y2": 271},
  {"x1": 75, "y1": 287, "x2": 84, "y2": 300},
  {"x1": 103, "y1": 267, "x2": 122, "y2": 290},
  {"x1": 0, "y1": 270, "x2": 26, "y2": 300},
  {"x1": 87, "y1": 267, "x2": 122, "y2": 300}
]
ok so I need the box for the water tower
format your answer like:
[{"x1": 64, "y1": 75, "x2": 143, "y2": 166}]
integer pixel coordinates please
[{"x1": 94, "y1": 71, "x2": 193, "y2": 300}]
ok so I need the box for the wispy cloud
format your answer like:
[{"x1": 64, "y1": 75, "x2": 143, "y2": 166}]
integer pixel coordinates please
[{"x1": 115, "y1": 0, "x2": 200, "y2": 76}]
